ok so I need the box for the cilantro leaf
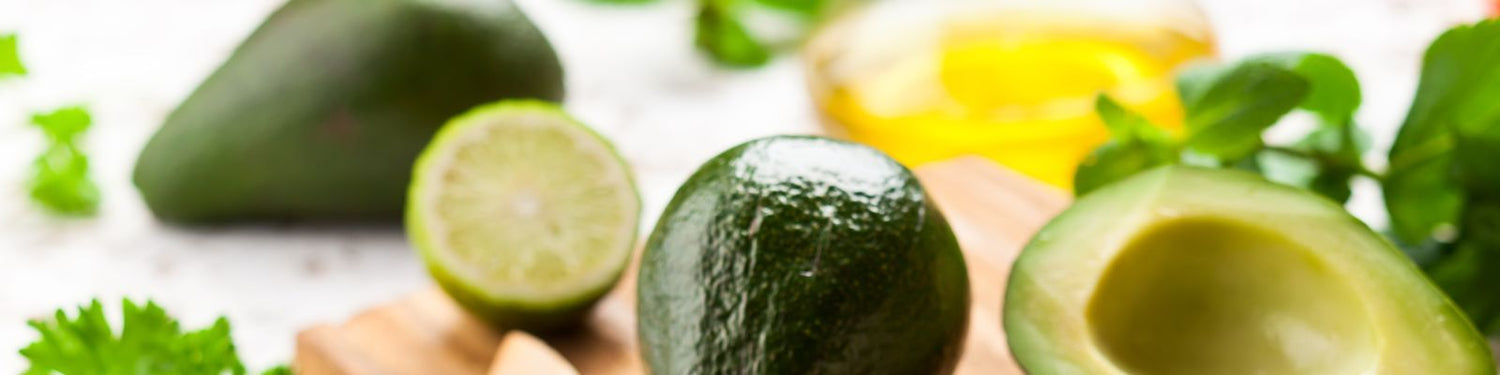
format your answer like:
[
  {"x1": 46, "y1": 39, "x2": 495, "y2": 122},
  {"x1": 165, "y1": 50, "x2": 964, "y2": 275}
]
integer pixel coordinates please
[
  {"x1": 1386, "y1": 19, "x2": 1500, "y2": 244},
  {"x1": 28, "y1": 106, "x2": 100, "y2": 216},
  {"x1": 21, "y1": 299, "x2": 248, "y2": 375},
  {"x1": 1178, "y1": 62, "x2": 1310, "y2": 163},
  {"x1": 1074, "y1": 95, "x2": 1179, "y2": 195},
  {"x1": 695, "y1": 0, "x2": 773, "y2": 67},
  {"x1": 1, "y1": 33, "x2": 25, "y2": 79}
]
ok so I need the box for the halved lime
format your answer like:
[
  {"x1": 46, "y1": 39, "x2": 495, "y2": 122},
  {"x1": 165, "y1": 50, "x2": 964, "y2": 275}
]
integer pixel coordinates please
[{"x1": 406, "y1": 100, "x2": 640, "y2": 332}]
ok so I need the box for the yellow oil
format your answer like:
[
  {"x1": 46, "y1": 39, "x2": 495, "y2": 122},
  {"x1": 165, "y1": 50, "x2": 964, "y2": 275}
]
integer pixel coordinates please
[{"x1": 806, "y1": 10, "x2": 1215, "y2": 188}]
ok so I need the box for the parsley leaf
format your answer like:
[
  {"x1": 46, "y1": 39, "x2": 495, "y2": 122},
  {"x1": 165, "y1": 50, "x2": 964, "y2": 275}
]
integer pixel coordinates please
[
  {"x1": 21, "y1": 299, "x2": 248, "y2": 375},
  {"x1": 29, "y1": 106, "x2": 100, "y2": 216},
  {"x1": 33, "y1": 107, "x2": 93, "y2": 145},
  {"x1": 259, "y1": 366, "x2": 292, "y2": 375},
  {"x1": 1, "y1": 33, "x2": 25, "y2": 79},
  {"x1": 30, "y1": 146, "x2": 100, "y2": 215}
]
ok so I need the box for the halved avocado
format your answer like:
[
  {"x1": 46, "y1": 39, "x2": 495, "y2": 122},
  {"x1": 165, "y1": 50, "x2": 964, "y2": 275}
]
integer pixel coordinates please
[{"x1": 1004, "y1": 166, "x2": 1494, "y2": 374}]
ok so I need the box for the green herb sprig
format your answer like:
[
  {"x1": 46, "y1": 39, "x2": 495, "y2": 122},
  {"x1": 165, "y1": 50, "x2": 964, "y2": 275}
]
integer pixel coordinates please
[
  {"x1": 1, "y1": 33, "x2": 25, "y2": 78},
  {"x1": 1077, "y1": 19, "x2": 1500, "y2": 334},
  {"x1": 3, "y1": 33, "x2": 103, "y2": 216},
  {"x1": 587, "y1": 0, "x2": 841, "y2": 68},
  {"x1": 29, "y1": 106, "x2": 101, "y2": 215},
  {"x1": 21, "y1": 299, "x2": 288, "y2": 375}
]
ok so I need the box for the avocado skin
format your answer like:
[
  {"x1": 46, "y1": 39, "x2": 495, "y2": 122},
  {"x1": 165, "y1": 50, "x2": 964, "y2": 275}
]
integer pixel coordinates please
[
  {"x1": 638, "y1": 136, "x2": 970, "y2": 374},
  {"x1": 133, "y1": 0, "x2": 563, "y2": 222}
]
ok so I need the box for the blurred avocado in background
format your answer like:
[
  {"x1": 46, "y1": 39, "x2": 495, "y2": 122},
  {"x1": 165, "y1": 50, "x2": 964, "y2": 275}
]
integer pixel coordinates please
[{"x1": 134, "y1": 0, "x2": 564, "y2": 223}]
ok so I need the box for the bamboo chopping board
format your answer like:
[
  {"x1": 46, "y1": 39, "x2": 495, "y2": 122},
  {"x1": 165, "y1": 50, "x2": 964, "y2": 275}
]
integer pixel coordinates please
[{"x1": 294, "y1": 156, "x2": 1070, "y2": 375}]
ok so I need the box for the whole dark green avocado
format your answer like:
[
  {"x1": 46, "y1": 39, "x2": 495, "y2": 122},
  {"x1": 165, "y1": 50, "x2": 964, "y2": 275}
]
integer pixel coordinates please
[
  {"x1": 133, "y1": 0, "x2": 564, "y2": 222},
  {"x1": 638, "y1": 136, "x2": 970, "y2": 374}
]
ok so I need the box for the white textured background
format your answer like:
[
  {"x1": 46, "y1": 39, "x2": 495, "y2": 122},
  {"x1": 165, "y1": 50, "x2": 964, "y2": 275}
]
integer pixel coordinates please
[{"x1": 0, "y1": 0, "x2": 1489, "y2": 371}]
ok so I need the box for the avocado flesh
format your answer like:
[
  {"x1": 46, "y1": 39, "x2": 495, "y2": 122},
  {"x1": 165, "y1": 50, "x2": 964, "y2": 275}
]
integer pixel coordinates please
[
  {"x1": 133, "y1": 0, "x2": 564, "y2": 222},
  {"x1": 638, "y1": 136, "x2": 970, "y2": 374},
  {"x1": 1004, "y1": 166, "x2": 1494, "y2": 374},
  {"x1": 1090, "y1": 218, "x2": 1376, "y2": 373}
]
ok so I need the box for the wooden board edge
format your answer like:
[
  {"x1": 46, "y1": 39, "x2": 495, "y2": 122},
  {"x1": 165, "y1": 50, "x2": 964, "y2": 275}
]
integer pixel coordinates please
[{"x1": 295, "y1": 325, "x2": 376, "y2": 375}]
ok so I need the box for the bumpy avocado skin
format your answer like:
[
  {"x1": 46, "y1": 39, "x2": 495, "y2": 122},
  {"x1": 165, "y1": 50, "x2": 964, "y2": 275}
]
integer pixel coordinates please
[
  {"x1": 133, "y1": 0, "x2": 564, "y2": 222},
  {"x1": 638, "y1": 136, "x2": 970, "y2": 374}
]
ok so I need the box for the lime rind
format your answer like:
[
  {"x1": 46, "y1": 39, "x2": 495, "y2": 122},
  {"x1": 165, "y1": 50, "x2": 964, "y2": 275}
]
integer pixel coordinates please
[{"x1": 407, "y1": 100, "x2": 640, "y2": 330}]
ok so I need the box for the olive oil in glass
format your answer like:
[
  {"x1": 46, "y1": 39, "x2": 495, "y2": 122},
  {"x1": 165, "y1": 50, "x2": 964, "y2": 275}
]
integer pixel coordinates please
[{"x1": 804, "y1": 0, "x2": 1215, "y2": 188}]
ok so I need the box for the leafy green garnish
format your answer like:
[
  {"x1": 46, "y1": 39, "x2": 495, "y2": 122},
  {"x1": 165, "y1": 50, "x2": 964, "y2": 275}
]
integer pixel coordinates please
[
  {"x1": 21, "y1": 299, "x2": 247, "y2": 375},
  {"x1": 1073, "y1": 61, "x2": 1312, "y2": 195},
  {"x1": 21, "y1": 299, "x2": 292, "y2": 375},
  {"x1": 1178, "y1": 62, "x2": 1309, "y2": 162},
  {"x1": 6, "y1": 37, "x2": 99, "y2": 215},
  {"x1": 1274, "y1": 122, "x2": 1370, "y2": 203},
  {"x1": 586, "y1": 0, "x2": 843, "y2": 67},
  {"x1": 29, "y1": 106, "x2": 101, "y2": 216},
  {"x1": 33, "y1": 107, "x2": 92, "y2": 143},
  {"x1": 1247, "y1": 52, "x2": 1362, "y2": 122},
  {"x1": 1078, "y1": 19, "x2": 1500, "y2": 335},
  {"x1": 1081, "y1": 52, "x2": 1364, "y2": 201},
  {"x1": 1249, "y1": 52, "x2": 1370, "y2": 203},
  {"x1": 1, "y1": 33, "x2": 25, "y2": 78},
  {"x1": 259, "y1": 366, "x2": 292, "y2": 375},
  {"x1": 1074, "y1": 95, "x2": 1177, "y2": 195},
  {"x1": 1385, "y1": 19, "x2": 1500, "y2": 334},
  {"x1": 748, "y1": 0, "x2": 827, "y2": 17},
  {"x1": 1386, "y1": 20, "x2": 1500, "y2": 244},
  {"x1": 695, "y1": 0, "x2": 772, "y2": 68}
]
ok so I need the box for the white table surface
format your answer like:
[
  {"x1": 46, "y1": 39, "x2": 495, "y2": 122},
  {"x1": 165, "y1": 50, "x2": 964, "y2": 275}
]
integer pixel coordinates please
[{"x1": 0, "y1": 0, "x2": 1488, "y2": 370}]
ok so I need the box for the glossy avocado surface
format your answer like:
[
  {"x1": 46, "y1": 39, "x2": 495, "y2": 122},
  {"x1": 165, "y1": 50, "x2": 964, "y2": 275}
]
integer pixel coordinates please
[{"x1": 638, "y1": 136, "x2": 970, "y2": 374}]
